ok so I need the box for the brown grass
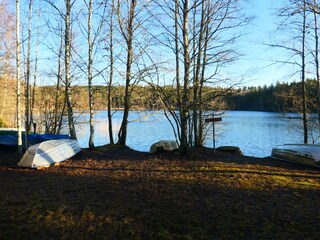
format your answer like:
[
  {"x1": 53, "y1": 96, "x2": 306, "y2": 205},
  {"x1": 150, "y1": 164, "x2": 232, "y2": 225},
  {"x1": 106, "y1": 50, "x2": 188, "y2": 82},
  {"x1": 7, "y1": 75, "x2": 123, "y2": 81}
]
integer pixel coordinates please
[{"x1": 1, "y1": 146, "x2": 320, "y2": 239}]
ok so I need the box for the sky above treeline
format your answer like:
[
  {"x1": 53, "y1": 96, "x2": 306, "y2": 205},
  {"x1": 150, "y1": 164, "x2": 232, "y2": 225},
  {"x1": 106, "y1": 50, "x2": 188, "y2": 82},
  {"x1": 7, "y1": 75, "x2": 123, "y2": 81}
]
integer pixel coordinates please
[
  {"x1": 237, "y1": 0, "x2": 296, "y2": 87},
  {"x1": 2, "y1": 0, "x2": 310, "y2": 88}
]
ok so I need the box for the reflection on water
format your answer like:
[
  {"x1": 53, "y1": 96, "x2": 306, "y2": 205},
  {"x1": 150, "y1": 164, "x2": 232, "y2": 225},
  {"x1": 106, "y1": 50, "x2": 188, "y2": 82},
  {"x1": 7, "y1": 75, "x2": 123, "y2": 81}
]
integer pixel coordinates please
[{"x1": 74, "y1": 110, "x2": 308, "y2": 158}]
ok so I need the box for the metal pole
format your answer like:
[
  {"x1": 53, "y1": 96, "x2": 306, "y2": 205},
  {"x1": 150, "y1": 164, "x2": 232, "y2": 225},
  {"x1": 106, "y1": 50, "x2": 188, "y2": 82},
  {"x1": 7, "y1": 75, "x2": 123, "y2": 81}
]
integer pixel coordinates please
[
  {"x1": 213, "y1": 121, "x2": 215, "y2": 150},
  {"x1": 213, "y1": 111, "x2": 215, "y2": 150}
]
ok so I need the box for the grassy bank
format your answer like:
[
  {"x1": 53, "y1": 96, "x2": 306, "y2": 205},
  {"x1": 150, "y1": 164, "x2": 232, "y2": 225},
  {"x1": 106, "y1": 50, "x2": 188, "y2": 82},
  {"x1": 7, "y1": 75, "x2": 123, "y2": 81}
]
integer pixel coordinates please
[{"x1": 0, "y1": 147, "x2": 320, "y2": 239}]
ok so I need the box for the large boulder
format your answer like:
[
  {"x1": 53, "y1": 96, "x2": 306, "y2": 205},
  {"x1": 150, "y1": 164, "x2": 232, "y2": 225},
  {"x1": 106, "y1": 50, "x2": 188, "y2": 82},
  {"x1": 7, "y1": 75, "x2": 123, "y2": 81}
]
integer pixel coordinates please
[{"x1": 150, "y1": 140, "x2": 179, "y2": 153}]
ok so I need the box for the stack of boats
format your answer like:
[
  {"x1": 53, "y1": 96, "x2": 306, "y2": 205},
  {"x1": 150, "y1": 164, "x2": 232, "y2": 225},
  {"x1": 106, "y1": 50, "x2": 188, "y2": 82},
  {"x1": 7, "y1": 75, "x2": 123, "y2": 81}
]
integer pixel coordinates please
[{"x1": 271, "y1": 144, "x2": 320, "y2": 168}]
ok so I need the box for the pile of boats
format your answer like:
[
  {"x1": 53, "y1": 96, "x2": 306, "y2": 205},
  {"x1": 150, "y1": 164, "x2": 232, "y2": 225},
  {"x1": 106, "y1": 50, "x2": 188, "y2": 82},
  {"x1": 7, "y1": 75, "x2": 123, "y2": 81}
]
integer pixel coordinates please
[{"x1": 0, "y1": 128, "x2": 81, "y2": 169}]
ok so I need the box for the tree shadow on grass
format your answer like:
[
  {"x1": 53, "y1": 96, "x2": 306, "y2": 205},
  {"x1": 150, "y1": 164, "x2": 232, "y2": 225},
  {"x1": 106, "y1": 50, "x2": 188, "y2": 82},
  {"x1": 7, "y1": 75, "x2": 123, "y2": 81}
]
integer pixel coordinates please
[
  {"x1": 58, "y1": 165, "x2": 320, "y2": 179},
  {"x1": 0, "y1": 167, "x2": 319, "y2": 239}
]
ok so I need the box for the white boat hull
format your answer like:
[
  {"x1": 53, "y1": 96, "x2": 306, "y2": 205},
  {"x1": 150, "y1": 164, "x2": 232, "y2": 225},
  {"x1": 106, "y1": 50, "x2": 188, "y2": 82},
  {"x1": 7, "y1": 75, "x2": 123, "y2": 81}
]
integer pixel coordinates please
[
  {"x1": 18, "y1": 139, "x2": 81, "y2": 168},
  {"x1": 271, "y1": 144, "x2": 320, "y2": 168},
  {"x1": 150, "y1": 140, "x2": 179, "y2": 153}
]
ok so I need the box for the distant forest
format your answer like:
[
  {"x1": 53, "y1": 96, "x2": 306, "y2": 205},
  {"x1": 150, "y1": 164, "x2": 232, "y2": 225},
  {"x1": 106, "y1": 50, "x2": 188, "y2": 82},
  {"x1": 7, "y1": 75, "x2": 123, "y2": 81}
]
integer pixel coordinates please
[
  {"x1": 1, "y1": 78, "x2": 317, "y2": 129},
  {"x1": 68, "y1": 79, "x2": 318, "y2": 113},
  {"x1": 226, "y1": 80, "x2": 319, "y2": 113}
]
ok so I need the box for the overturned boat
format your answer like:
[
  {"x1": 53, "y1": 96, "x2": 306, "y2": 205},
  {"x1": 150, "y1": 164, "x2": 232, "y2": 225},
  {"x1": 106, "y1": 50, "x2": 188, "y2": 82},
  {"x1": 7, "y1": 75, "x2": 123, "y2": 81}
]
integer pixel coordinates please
[
  {"x1": 150, "y1": 140, "x2": 179, "y2": 153},
  {"x1": 18, "y1": 139, "x2": 81, "y2": 169},
  {"x1": 271, "y1": 144, "x2": 320, "y2": 168}
]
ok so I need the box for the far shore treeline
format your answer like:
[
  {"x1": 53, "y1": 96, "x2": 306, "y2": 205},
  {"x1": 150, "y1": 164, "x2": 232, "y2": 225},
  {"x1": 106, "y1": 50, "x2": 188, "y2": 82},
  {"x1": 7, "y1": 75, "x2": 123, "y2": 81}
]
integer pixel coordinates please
[
  {"x1": 45, "y1": 79, "x2": 320, "y2": 113},
  {"x1": 1, "y1": 78, "x2": 319, "y2": 124},
  {"x1": 2, "y1": 78, "x2": 318, "y2": 114},
  {"x1": 1, "y1": 76, "x2": 319, "y2": 147}
]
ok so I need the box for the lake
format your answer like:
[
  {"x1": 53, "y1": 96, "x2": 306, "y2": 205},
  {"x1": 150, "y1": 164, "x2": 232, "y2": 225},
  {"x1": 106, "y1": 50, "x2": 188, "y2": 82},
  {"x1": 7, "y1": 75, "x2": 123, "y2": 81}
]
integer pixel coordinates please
[{"x1": 75, "y1": 110, "x2": 309, "y2": 158}]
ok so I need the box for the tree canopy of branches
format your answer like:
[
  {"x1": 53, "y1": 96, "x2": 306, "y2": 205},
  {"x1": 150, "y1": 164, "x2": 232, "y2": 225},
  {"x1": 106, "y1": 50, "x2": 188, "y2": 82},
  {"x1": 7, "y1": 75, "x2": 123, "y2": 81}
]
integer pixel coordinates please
[
  {"x1": 149, "y1": 0, "x2": 250, "y2": 149},
  {"x1": 270, "y1": 0, "x2": 320, "y2": 143},
  {"x1": 2, "y1": 0, "x2": 254, "y2": 150}
]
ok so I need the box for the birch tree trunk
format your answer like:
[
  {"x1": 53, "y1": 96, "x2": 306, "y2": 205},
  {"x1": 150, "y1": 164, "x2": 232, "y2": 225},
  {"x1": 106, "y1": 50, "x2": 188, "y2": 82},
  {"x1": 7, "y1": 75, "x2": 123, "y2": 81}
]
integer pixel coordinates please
[
  {"x1": 65, "y1": 0, "x2": 77, "y2": 140},
  {"x1": 88, "y1": 0, "x2": 94, "y2": 148},
  {"x1": 24, "y1": 0, "x2": 33, "y2": 146},
  {"x1": 16, "y1": 0, "x2": 22, "y2": 153},
  {"x1": 199, "y1": 9, "x2": 210, "y2": 145},
  {"x1": 313, "y1": 0, "x2": 320, "y2": 128},
  {"x1": 192, "y1": 1, "x2": 205, "y2": 147},
  {"x1": 180, "y1": 0, "x2": 190, "y2": 151},
  {"x1": 107, "y1": 0, "x2": 115, "y2": 145},
  {"x1": 30, "y1": 10, "x2": 40, "y2": 133},
  {"x1": 54, "y1": 30, "x2": 63, "y2": 134},
  {"x1": 302, "y1": 0, "x2": 308, "y2": 143},
  {"x1": 175, "y1": 0, "x2": 182, "y2": 143},
  {"x1": 117, "y1": 0, "x2": 136, "y2": 146}
]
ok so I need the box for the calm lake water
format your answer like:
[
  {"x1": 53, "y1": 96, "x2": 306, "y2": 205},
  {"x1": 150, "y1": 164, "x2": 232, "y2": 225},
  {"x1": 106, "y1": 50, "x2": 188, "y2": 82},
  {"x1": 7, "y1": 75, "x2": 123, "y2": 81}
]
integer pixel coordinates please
[{"x1": 75, "y1": 110, "x2": 309, "y2": 158}]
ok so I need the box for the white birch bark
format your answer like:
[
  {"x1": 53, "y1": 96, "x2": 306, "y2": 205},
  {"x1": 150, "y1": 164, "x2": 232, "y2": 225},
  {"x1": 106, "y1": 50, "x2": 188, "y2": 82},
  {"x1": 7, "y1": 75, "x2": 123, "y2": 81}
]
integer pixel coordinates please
[
  {"x1": 88, "y1": 0, "x2": 94, "y2": 148},
  {"x1": 16, "y1": 0, "x2": 22, "y2": 152}
]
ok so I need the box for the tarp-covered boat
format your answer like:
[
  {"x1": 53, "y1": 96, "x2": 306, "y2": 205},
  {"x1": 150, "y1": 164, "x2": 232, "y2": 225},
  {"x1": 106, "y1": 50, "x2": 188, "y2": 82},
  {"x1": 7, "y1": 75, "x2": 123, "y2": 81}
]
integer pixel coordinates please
[
  {"x1": 0, "y1": 128, "x2": 23, "y2": 136},
  {"x1": 18, "y1": 139, "x2": 81, "y2": 168},
  {"x1": 271, "y1": 144, "x2": 320, "y2": 168},
  {"x1": 0, "y1": 133, "x2": 70, "y2": 151}
]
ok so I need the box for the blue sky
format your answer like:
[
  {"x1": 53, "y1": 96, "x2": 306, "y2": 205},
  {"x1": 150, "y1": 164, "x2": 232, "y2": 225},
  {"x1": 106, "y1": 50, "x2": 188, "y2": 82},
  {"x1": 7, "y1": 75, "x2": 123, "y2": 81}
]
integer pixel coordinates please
[
  {"x1": 8, "y1": 0, "x2": 301, "y2": 88},
  {"x1": 236, "y1": 0, "x2": 298, "y2": 87}
]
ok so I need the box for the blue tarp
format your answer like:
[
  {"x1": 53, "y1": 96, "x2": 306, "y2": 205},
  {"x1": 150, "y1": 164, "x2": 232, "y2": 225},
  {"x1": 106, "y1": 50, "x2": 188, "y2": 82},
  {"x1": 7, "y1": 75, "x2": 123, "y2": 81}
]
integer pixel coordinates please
[{"x1": 0, "y1": 134, "x2": 71, "y2": 150}]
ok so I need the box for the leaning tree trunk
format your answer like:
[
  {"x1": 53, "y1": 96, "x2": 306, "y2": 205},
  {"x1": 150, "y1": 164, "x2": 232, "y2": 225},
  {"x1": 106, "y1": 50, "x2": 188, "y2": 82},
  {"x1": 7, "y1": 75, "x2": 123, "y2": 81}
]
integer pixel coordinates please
[{"x1": 117, "y1": 0, "x2": 136, "y2": 146}]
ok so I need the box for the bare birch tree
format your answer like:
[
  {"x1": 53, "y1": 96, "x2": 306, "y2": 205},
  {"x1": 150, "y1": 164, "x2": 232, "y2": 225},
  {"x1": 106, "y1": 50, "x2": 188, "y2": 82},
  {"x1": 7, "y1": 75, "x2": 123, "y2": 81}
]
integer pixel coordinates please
[
  {"x1": 16, "y1": 0, "x2": 23, "y2": 153},
  {"x1": 272, "y1": 0, "x2": 310, "y2": 143},
  {"x1": 64, "y1": 0, "x2": 77, "y2": 139},
  {"x1": 309, "y1": 0, "x2": 320, "y2": 128},
  {"x1": 30, "y1": 10, "x2": 41, "y2": 133},
  {"x1": 116, "y1": 0, "x2": 137, "y2": 146},
  {"x1": 24, "y1": 0, "x2": 33, "y2": 146},
  {"x1": 87, "y1": 0, "x2": 94, "y2": 148},
  {"x1": 107, "y1": 0, "x2": 115, "y2": 145},
  {"x1": 151, "y1": 0, "x2": 250, "y2": 149},
  {"x1": 302, "y1": 0, "x2": 308, "y2": 143},
  {"x1": 45, "y1": 0, "x2": 77, "y2": 139}
]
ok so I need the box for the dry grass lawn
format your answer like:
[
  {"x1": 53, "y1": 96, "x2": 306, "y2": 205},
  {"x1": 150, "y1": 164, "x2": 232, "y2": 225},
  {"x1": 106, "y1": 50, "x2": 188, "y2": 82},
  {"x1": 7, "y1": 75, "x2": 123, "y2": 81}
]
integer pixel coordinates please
[{"x1": 0, "y1": 146, "x2": 320, "y2": 239}]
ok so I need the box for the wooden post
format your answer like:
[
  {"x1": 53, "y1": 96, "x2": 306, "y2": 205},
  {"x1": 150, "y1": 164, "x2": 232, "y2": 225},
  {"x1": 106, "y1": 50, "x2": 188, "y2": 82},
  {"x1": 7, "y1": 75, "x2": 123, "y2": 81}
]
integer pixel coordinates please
[{"x1": 205, "y1": 117, "x2": 222, "y2": 150}]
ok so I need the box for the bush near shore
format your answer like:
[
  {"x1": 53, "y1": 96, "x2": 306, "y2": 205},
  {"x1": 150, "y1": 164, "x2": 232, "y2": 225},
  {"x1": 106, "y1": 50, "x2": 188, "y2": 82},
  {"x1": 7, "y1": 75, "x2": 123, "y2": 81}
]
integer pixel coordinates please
[{"x1": 0, "y1": 146, "x2": 320, "y2": 239}]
